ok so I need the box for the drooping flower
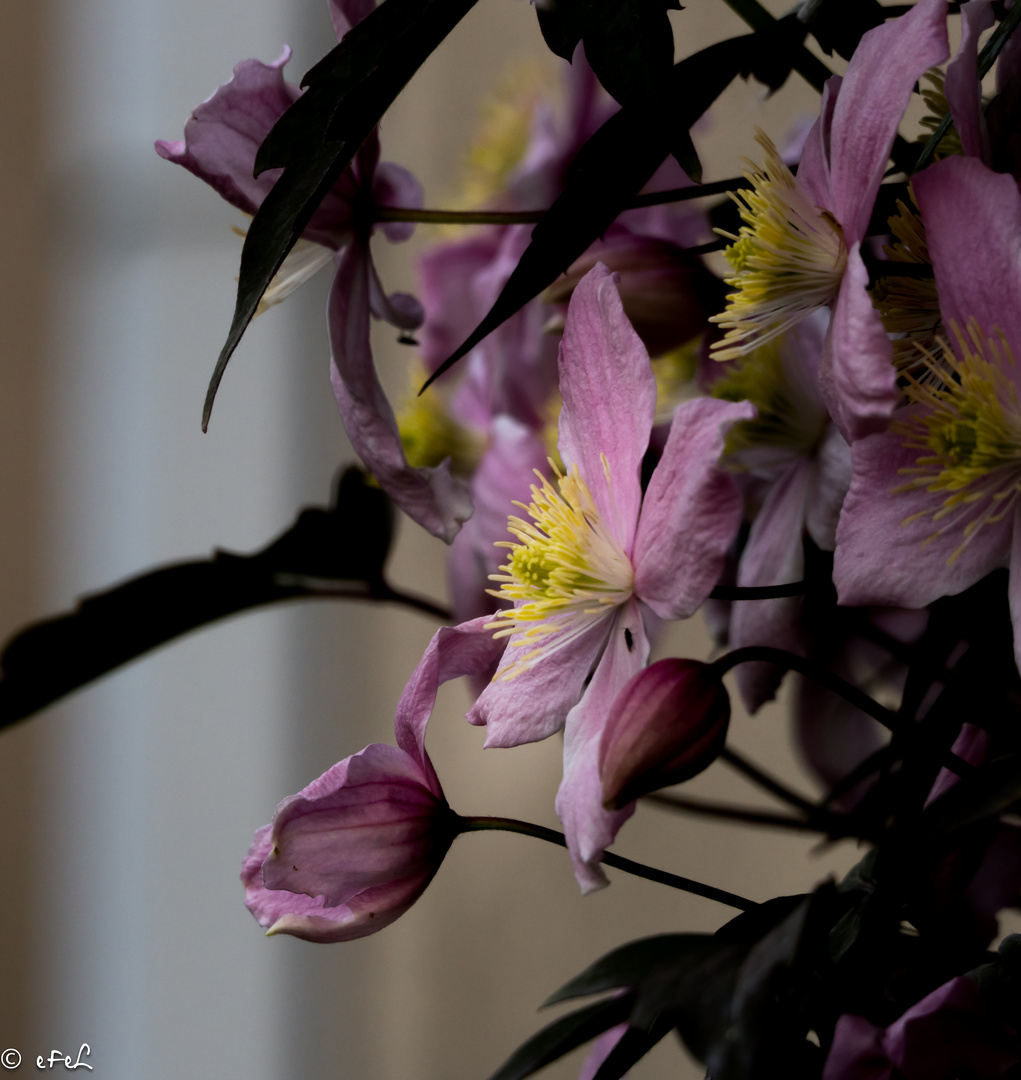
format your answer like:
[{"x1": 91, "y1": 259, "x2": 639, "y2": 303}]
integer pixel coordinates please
[
  {"x1": 465, "y1": 264, "x2": 754, "y2": 891},
  {"x1": 834, "y1": 156, "x2": 1021, "y2": 669},
  {"x1": 156, "y1": 0, "x2": 473, "y2": 542},
  {"x1": 242, "y1": 617, "x2": 503, "y2": 942},
  {"x1": 710, "y1": 0, "x2": 950, "y2": 440}
]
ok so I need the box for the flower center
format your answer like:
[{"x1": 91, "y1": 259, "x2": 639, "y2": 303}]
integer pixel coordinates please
[
  {"x1": 895, "y1": 322, "x2": 1021, "y2": 563},
  {"x1": 486, "y1": 459, "x2": 634, "y2": 680},
  {"x1": 709, "y1": 131, "x2": 847, "y2": 361},
  {"x1": 396, "y1": 365, "x2": 486, "y2": 474}
]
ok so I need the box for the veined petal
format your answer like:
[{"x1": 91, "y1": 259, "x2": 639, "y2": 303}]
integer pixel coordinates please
[
  {"x1": 834, "y1": 423, "x2": 1013, "y2": 609},
  {"x1": 945, "y1": 0, "x2": 996, "y2": 163},
  {"x1": 913, "y1": 157, "x2": 1021, "y2": 355},
  {"x1": 796, "y1": 76, "x2": 841, "y2": 209},
  {"x1": 633, "y1": 396, "x2": 754, "y2": 620},
  {"x1": 328, "y1": 242, "x2": 473, "y2": 542},
  {"x1": 823, "y1": 243, "x2": 899, "y2": 442},
  {"x1": 468, "y1": 614, "x2": 613, "y2": 747},
  {"x1": 825, "y1": 0, "x2": 949, "y2": 243},
  {"x1": 557, "y1": 264, "x2": 656, "y2": 554},
  {"x1": 395, "y1": 617, "x2": 506, "y2": 787},
  {"x1": 155, "y1": 49, "x2": 299, "y2": 218},
  {"x1": 805, "y1": 424, "x2": 852, "y2": 550},
  {"x1": 373, "y1": 161, "x2": 424, "y2": 244},
  {"x1": 555, "y1": 601, "x2": 647, "y2": 893}
]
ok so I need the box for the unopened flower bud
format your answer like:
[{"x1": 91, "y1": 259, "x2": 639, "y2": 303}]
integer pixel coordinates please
[
  {"x1": 242, "y1": 744, "x2": 458, "y2": 943},
  {"x1": 599, "y1": 659, "x2": 730, "y2": 810},
  {"x1": 544, "y1": 233, "x2": 721, "y2": 356}
]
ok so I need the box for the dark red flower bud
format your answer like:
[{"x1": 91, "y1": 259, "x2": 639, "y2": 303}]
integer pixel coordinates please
[
  {"x1": 599, "y1": 658, "x2": 730, "y2": 810},
  {"x1": 545, "y1": 233, "x2": 722, "y2": 357}
]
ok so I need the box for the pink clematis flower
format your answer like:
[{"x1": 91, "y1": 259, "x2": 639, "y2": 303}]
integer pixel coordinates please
[
  {"x1": 833, "y1": 156, "x2": 1021, "y2": 669},
  {"x1": 242, "y1": 617, "x2": 502, "y2": 942},
  {"x1": 463, "y1": 264, "x2": 753, "y2": 891},
  {"x1": 711, "y1": 0, "x2": 949, "y2": 441},
  {"x1": 156, "y1": 0, "x2": 472, "y2": 542},
  {"x1": 823, "y1": 976, "x2": 1019, "y2": 1080}
]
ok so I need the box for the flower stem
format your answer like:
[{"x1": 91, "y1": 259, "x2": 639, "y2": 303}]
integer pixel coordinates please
[
  {"x1": 373, "y1": 176, "x2": 748, "y2": 227},
  {"x1": 720, "y1": 747, "x2": 816, "y2": 813},
  {"x1": 456, "y1": 815, "x2": 756, "y2": 911}
]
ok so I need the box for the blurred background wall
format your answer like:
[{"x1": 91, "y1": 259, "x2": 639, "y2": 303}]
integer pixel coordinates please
[{"x1": 0, "y1": 1, "x2": 871, "y2": 1078}]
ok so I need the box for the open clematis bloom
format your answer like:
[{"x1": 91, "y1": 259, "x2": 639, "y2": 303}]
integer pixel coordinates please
[
  {"x1": 710, "y1": 0, "x2": 949, "y2": 440},
  {"x1": 834, "y1": 156, "x2": 1021, "y2": 671},
  {"x1": 465, "y1": 263, "x2": 754, "y2": 891},
  {"x1": 242, "y1": 618, "x2": 503, "y2": 942},
  {"x1": 156, "y1": 0, "x2": 472, "y2": 542}
]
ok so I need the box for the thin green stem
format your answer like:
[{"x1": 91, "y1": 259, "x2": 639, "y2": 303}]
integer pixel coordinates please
[
  {"x1": 644, "y1": 791, "x2": 848, "y2": 835},
  {"x1": 457, "y1": 815, "x2": 756, "y2": 911},
  {"x1": 720, "y1": 747, "x2": 816, "y2": 813},
  {"x1": 372, "y1": 175, "x2": 747, "y2": 227}
]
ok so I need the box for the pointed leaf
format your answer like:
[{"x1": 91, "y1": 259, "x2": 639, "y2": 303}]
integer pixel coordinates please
[
  {"x1": 0, "y1": 469, "x2": 394, "y2": 729},
  {"x1": 206, "y1": 0, "x2": 479, "y2": 428},
  {"x1": 544, "y1": 935, "x2": 715, "y2": 1007},
  {"x1": 591, "y1": 1021, "x2": 673, "y2": 1080},
  {"x1": 486, "y1": 996, "x2": 633, "y2": 1080}
]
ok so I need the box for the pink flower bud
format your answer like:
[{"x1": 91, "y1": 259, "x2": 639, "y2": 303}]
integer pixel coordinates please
[
  {"x1": 545, "y1": 232, "x2": 720, "y2": 356},
  {"x1": 599, "y1": 659, "x2": 730, "y2": 810},
  {"x1": 241, "y1": 744, "x2": 458, "y2": 943}
]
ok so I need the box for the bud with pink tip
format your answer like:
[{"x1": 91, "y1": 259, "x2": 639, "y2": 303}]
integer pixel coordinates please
[
  {"x1": 242, "y1": 744, "x2": 459, "y2": 943},
  {"x1": 599, "y1": 658, "x2": 730, "y2": 810}
]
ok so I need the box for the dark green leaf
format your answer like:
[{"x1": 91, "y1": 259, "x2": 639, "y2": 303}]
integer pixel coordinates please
[
  {"x1": 0, "y1": 468, "x2": 393, "y2": 729},
  {"x1": 486, "y1": 996, "x2": 632, "y2": 1080},
  {"x1": 543, "y1": 935, "x2": 716, "y2": 1006},
  {"x1": 798, "y1": 0, "x2": 885, "y2": 61},
  {"x1": 591, "y1": 1020, "x2": 673, "y2": 1080},
  {"x1": 206, "y1": 0, "x2": 480, "y2": 429},
  {"x1": 425, "y1": 34, "x2": 755, "y2": 389}
]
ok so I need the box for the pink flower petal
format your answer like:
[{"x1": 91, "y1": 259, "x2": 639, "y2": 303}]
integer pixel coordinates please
[
  {"x1": 632, "y1": 396, "x2": 753, "y2": 619},
  {"x1": 555, "y1": 600, "x2": 647, "y2": 892},
  {"x1": 328, "y1": 242, "x2": 473, "y2": 542},
  {"x1": 825, "y1": 0, "x2": 949, "y2": 243},
  {"x1": 731, "y1": 459, "x2": 810, "y2": 711},
  {"x1": 822, "y1": 244, "x2": 899, "y2": 442},
  {"x1": 557, "y1": 264, "x2": 656, "y2": 554},
  {"x1": 468, "y1": 615, "x2": 614, "y2": 747},
  {"x1": 945, "y1": 0, "x2": 996, "y2": 163},
  {"x1": 834, "y1": 423, "x2": 1013, "y2": 609},
  {"x1": 913, "y1": 156, "x2": 1021, "y2": 352}
]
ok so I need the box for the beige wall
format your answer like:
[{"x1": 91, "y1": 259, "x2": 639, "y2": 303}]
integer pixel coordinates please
[{"x1": 0, "y1": 0, "x2": 46, "y2": 1052}]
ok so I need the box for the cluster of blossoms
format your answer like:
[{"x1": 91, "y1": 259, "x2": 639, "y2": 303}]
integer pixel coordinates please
[{"x1": 158, "y1": 0, "x2": 1021, "y2": 1075}]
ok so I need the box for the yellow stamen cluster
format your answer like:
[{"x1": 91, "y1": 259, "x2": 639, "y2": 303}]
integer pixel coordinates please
[
  {"x1": 895, "y1": 322, "x2": 1021, "y2": 563},
  {"x1": 871, "y1": 199, "x2": 945, "y2": 379},
  {"x1": 396, "y1": 365, "x2": 485, "y2": 474},
  {"x1": 486, "y1": 459, "x2": 634, "y2": 679},
  {"x1": 710, "y1": 131, "x2": 847, "y2": 361},
  {"x1": 712, "y1": 339, "x2": 826, "y2": 466}
]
